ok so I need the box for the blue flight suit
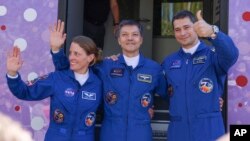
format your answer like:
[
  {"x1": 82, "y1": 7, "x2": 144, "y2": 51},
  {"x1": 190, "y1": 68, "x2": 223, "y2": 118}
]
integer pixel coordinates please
[
  {"x1": 6, "y1": 69, "x2": 102, "y2": 141},
  {"x1": 51, "y1": 51, "x2": 167, "y2": 141},
  {"x1": 161, "y1": 32, "x2": 239, "y2": 141},
  {"x1": 96, "y1": 54, "x2": 166, "y2": 141}
]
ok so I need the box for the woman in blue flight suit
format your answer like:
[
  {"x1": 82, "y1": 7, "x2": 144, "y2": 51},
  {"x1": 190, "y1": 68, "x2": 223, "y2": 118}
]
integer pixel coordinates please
[
  {"x1": 162, "y1": 10, "x2": 239, "y2": 141},
  {"x1": 50, "y1": 20, "x2": 167, "y2": 141},
  {"x1": 6, "y1": 27, "x2": 102, "y2": 141}
]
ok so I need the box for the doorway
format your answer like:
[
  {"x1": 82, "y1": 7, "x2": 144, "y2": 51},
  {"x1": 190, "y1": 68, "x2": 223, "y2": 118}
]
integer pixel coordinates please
[{"x1": 103, "y1": 0, "x2": 153, "y2": 58}]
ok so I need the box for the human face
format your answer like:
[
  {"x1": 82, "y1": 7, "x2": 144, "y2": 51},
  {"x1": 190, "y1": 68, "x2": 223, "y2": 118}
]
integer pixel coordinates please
[
  {"x1": 173, "y1": 17, "x2": 199, "y2": 49},
  {"x1": 118, "y1": 25, "x2": 143, "y2": 57},
  {"x1": 69, "y1": 42, "x2": 94, "y2": 74}
]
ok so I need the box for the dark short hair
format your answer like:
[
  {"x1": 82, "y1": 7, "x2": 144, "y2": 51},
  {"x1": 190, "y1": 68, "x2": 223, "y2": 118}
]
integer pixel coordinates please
[
  {"x1": 72, "y1": 36, "x2": 102, "y2": 65},
  {"x1": 115, "y1": 19, "x2": 143, "y2": 38},
  {"x1": 172, "y1": 10, "x2": 197, "y2": 28}
]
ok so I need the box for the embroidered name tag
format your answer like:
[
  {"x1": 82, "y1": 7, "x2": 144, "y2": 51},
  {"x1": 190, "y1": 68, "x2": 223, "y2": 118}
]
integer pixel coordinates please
[
  {"x1": 110, "y1": 68, "x2": 124, "y2": 77},
  {"x1": 137, "y1": 74, "x2": 152, "y2": 83},
  {"x1": 193, "y1": 56, "x2": 207, "y2": 64},
  {"x1": 82, "y1": 91, "x2": 96, "y2": 100}
]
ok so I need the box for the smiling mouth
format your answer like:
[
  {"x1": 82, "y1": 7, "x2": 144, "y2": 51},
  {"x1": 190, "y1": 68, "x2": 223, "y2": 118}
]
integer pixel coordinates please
[
  {"x1": 179, "y1": 37, "x2": 190, "y2": 41},
  {"x1": 126, "y1": 43, "x2": 135, "y2": 45},
  {"x1": 180, "y1": 36, "x2": 189, "y2": 39},
  {"x1": 70, "y1": 62, "x2": 77, "y2": 65}
]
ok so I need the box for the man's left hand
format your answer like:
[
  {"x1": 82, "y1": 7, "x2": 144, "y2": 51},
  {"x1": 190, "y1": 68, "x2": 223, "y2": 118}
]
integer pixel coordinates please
[{"x1": 194, "y1": 10, "x2": 214, "y2": 38}]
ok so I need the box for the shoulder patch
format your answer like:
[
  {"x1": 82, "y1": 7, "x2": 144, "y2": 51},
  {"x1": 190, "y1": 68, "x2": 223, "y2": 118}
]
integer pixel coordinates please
[{"x1": 26, "y1": 74, "x2": 49, "y2": 86}]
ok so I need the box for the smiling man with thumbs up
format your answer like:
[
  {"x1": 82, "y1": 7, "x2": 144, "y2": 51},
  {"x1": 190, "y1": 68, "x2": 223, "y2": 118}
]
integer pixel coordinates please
[{"x1": 162, "y1": 10, "x2": 239, "y2": 141}]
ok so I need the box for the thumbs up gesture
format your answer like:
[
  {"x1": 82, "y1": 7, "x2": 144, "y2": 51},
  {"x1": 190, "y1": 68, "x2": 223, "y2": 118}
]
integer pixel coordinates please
[{"x1": 194, "y1": 10, "x2": 214, "y2": 37}]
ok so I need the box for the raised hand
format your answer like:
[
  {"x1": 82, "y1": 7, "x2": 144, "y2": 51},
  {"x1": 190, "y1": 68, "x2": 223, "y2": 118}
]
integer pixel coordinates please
[
  {"x1": 7, "y1": 47, "x2": 23, "y2": 76},
  {"x1": 49, "y1": 20, "x2": 66, "y2": 52},
  {"x1": 193, "y1": 10, "x2": 214, "y2": 37}
]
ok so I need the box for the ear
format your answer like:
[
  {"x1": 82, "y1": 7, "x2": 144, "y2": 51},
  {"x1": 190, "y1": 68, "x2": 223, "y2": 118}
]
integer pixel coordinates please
[
  {"x1": 117, "y1": 37, "x2": 122, "y2": 46},
  {"x1": 87, "y1": 54, "x2": 95, "y2": 64},
  {"x1": 140, "y1": 36, "x2": 143, "y2": 43}
]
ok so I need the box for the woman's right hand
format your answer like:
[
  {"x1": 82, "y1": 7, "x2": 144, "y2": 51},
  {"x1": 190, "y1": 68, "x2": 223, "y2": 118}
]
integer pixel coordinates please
[
  {"x1": 49, "y1": 20, "x2": 66, "y2": 52},
  {"x1": 7, "y1": 47, "x2": 22, "y2": 76}
]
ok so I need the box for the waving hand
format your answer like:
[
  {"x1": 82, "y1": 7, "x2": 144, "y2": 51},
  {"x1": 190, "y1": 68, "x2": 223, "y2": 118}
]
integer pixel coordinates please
[
  {"x1": 7, "y1": 47, "x2": 23, "y2": 76},
  {"x1": 49, "y1": 20, "x2": 67, "y2": 52}
]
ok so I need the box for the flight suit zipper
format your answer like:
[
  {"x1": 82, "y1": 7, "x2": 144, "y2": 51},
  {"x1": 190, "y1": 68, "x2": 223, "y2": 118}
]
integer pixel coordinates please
[
  {"x1": 126, "y1": 66, "x2": 133, "y2": 141},
  {"x1": 70, "y1": 81, "x2": 81, "y2": 138},
  {"x1": 185, "y1": 56, "x2": 192, "y2": 140}
]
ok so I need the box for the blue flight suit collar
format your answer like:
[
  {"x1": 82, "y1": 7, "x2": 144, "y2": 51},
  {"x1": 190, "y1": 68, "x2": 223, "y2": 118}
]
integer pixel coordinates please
[
  {"x1": 178, "y1": 41, "x2": 207, "y2": 58},
  {"x1": 117, "y1": 53, "x2": 146, "y2": 69}
]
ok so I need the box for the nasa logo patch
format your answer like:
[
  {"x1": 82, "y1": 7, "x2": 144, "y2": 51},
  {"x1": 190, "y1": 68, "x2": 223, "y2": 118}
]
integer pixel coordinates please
[{"x1": 64, "y1": 88, "x2": 76, "y2": 97}]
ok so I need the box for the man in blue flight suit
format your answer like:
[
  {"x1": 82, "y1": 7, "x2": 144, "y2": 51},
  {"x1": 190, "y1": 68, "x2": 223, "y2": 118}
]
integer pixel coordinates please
[
  {"x1": 51, "y1": 19, "x2": 167, "y2": 141},
  {"x1": 161, "y1": 10, "x2": 239, "y2": 141},
  {"x1": 97, "y1": 20, "x2": 166, "y2": 141}
]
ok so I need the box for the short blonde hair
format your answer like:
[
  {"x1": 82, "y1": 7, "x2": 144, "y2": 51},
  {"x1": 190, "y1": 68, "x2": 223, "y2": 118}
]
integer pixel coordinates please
[{"x1": 0, "y1": 112, "x2": 33, "y2": 141}]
